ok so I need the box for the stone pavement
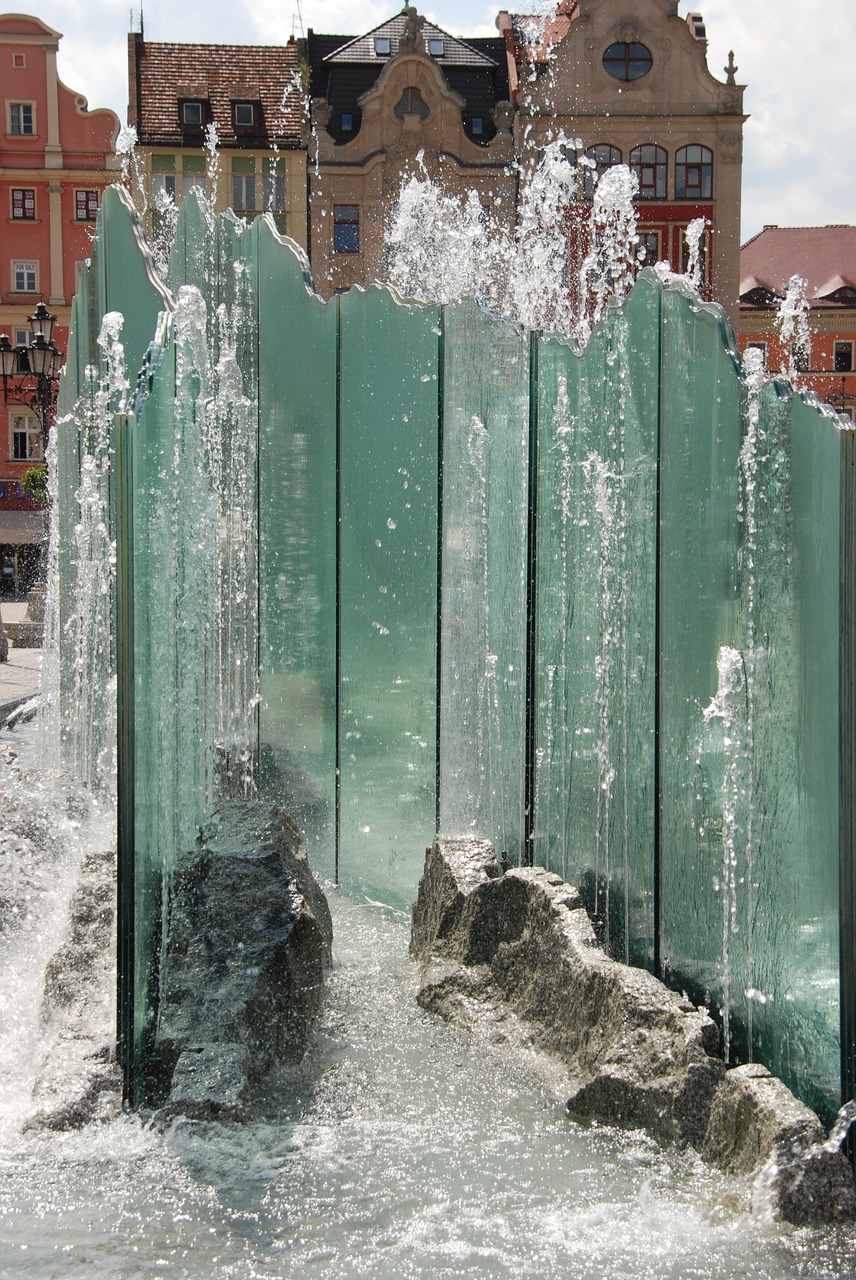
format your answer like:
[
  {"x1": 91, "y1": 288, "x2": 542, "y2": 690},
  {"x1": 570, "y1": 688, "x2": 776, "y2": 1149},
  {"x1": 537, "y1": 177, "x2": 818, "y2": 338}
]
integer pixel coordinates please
[{"x1": 0, "y1": 601, "x2": 41, "y2": 718}]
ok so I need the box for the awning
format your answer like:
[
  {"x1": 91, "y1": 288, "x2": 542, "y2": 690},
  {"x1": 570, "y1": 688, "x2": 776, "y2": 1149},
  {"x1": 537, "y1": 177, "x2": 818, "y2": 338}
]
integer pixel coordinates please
[{"x1": 0, "y1": 511, "x2": 46, "y2": 546}]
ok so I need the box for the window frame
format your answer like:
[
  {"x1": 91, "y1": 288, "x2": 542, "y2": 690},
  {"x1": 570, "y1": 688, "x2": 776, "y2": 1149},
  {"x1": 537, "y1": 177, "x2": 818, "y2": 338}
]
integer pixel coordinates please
[
  {"x1": 602, "y1": 42, "x2": 653, "y2": 82},
  {"x1": 834, "y1": 340, "x2": 854, "y2": 373},
  {"x1": 583, "y1": 144, "x2": 622, "y2": 198},
  {"x1": 374, "y1": 36, "x2": 392, "y2": 56},
  {"x1": 11, "y1": 187, "x2": 36, "y2": 220},
  {"x1": 181, "y1": 100, "x2": 204, "y2": 127},
  {"x1": 333, "y1": 204, "x2": 360, "y2": 254},
  {"x1": 746, "y1": 341, "x2": 768, "y2": 369},
  {"x1": 233, "y1": 102, "x2": 255, "y2": 128},
  {"x1": 428, "y1": 37, "x2": 445, "y2": 57},
  {"x1": 10, "y1": 412, "x2": 42, "y2": 462},
  {"x1": 630, "y1": 145, "x2": 667, "y2": 200},
  {"x1": 74, "y1": 188, "x2": 99, "y2": 221},
  {"x1": 8, "y1": 100, "x2": 35, "y2": 135},
  {"x1": 675, "y1": 145, "x2": 713, "y2": 200},
  {"x1": 11, "y1": 259, "x2": 38, "y2": 293},
  {"x1": 231, "y1": 168, "x2": 257, "y2": 214}
]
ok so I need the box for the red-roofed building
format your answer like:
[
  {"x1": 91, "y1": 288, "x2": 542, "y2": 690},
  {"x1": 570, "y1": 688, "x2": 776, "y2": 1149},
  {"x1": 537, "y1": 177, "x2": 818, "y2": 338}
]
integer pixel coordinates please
[
  {"x1": 738, "y1": 226, "x2": 856, "y2": 419},
  {"x1": 127, "y1": 33, "x2": 308, "y2": 249},
  {"x1": 0, "y1": 14, "x2": 118, "y2": 594}
]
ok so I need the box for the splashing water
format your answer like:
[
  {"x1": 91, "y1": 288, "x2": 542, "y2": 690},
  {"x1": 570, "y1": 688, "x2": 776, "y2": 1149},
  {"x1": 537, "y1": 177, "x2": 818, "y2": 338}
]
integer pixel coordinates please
[{"x1": 776, "y1": 274, "x2": 812, "y2": 385}]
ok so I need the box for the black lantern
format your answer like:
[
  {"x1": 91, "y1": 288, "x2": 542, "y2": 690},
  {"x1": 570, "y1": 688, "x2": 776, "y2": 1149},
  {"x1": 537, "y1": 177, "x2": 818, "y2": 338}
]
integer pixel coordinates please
[{"x1": 0, "y1": 304, "x2": 63, "y2": 459}]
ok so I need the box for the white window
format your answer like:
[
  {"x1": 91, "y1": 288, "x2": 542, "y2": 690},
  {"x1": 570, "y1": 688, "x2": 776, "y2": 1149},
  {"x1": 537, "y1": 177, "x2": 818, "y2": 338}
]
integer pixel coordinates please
[
  {"x1": 9, "y1": 101, "x2": 35, "y2": 135},
  {"x1": 12, "y1": 53, "x2": 25, "y2": 68},
  {"x1": 182, "y1": 101, "x2": 203, "y2": 125},
  {"x1": 374, "y1": 36, "x2": 391, "y2": 55},
  {"x1": 234, "y1": 103, "x2": 254, "y2": 127},
  {"x1": 746, "y1": 341, "x2": 767, "y2": 369},
  {"x1": 232, "y1": 174, "x2": 256, "y2": 211},
  {"x1": 12, "y1": 260, "x2": 37, "y2": 292},
  {"x1": 428, "y1": 38, "x2": 444, "y2": 56},
  {"x1": 10, "y1": 414, "x2": 41, "y2": 461}
]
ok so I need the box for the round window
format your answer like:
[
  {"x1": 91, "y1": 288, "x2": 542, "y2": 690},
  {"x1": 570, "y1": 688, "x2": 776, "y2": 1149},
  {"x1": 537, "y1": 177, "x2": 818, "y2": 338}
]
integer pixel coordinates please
[{"x1": 602, "y1": 42, "x2": 653, "y2": 81}]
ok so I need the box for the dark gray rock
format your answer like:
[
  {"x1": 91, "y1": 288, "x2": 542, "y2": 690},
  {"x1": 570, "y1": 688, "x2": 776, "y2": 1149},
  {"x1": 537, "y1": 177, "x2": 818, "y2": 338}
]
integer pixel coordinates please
[
  {"x1": 157, "y1": 803, "x2": 332, "y2": 1114},
  {"x1": 412, "y1": 838, "x2": 724, "y2": 1148},
  {"x1": 161, "y1": 1044, "x2": 251, "y2": 1122}
]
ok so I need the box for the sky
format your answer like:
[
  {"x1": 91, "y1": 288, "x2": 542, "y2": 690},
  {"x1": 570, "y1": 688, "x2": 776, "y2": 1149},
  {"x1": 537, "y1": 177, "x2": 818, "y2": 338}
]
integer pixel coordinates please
[{"x1": 25, "y1": 0, "x2": 856, "y2": 243}]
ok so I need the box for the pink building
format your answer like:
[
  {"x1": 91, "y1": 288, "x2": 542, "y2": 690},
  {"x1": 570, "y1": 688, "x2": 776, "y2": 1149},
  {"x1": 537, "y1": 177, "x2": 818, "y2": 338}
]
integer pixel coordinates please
[{"x1": 0, "y1": 13, "x2": 118, "y2": 592}]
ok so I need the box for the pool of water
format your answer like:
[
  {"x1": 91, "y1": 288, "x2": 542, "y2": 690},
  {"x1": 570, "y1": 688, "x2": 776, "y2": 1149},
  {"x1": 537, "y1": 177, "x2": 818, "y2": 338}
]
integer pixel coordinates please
[{"x1": 2, "y1": 873, "x2": 856, "y2": 1279}]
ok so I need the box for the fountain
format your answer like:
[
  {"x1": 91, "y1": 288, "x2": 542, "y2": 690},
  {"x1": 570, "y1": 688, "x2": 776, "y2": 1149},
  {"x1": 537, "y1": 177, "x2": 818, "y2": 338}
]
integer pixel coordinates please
[{"x1": 0, "y1": 134, "x2": 854, "y2": 1268}]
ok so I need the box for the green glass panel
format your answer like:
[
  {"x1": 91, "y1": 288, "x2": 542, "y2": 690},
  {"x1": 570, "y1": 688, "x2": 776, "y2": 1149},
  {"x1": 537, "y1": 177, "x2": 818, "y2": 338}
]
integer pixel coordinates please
[
  {"x1": 533, "y1": 279, "x2": 658, "y2": 966},
  {"x1": 95, "y1": 186, "x2": 171, "y2": 385},
  {"x1": 742, "y1": 389, "x2": 842, "y2": 1119},
  {"x1": 338, "y1": 286, "x2": 440, "y2": 907},
  {"x1": 657, "y1": 284, "x2": 745, "y2": 1048},
  {"x1": 257, "y1": 222, "x2": 337, "y2": 881},
  {"x1": 438, "y1": 301, "x2": 529, "y2": 864}
]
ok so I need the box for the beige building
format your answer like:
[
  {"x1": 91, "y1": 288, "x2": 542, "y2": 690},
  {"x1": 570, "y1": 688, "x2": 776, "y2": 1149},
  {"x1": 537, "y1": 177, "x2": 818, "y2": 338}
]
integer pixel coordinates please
[
  {"x1": 308, "y1": 11, "x2": 515, "y2": 297},
  {"x1": 127, "y1": 33, "x2": 308, "y2": 250},
  {"x1": 503, "y1": 0, "x2": 746, "y2": 326}
]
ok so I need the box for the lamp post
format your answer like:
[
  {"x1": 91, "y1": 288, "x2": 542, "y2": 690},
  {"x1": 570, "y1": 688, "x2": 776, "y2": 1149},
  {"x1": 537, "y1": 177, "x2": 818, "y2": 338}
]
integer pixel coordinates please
[{"x1": 0, "y1": 302, "x2": 63, "y2": 459}]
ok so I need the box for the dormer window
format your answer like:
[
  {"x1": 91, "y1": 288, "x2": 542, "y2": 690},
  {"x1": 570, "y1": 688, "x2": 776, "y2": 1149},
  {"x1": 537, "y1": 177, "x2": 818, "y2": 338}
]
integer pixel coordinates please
[
  {"x1": 428, "y1": 37, "x2": 444, "y2": 56},
  {"x1": 234, "y1": 102, "x2": 255, "y2": 127},
  {"x1": 182, "y1": 101, "x2": 203, "y2": 126},
  {"x1": 341, "y1": 112, "x2": 353, "y2": 132},
  {"x1": 374, "y1": 36, "x2": 391, "y2": 56}
]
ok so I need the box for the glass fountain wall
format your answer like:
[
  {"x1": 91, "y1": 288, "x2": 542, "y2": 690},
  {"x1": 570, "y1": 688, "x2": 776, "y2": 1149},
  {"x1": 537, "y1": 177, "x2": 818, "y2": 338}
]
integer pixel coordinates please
[{"x1": 56, "y1": 190, "x2": 854, "y2": 1120}]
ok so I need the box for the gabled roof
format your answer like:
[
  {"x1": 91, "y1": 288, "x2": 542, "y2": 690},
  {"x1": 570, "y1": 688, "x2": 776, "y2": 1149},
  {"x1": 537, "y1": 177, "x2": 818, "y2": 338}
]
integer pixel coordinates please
[
  {"x1": 739, "y1": 225, "x2": 856, "y2": 304},
  {"x1": 130, "y1": 36, "x2": 306, "y2": 148},
  {"x1": 324, "y1": 12, "x2": 498, "y2": 68}
]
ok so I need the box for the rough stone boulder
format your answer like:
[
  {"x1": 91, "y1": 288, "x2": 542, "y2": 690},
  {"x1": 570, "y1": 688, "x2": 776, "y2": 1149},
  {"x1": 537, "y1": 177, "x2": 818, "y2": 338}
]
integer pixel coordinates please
[
  {"x1": 411, "y1": 836, "x2": 724, "y2": 1148},
  {"x1": 27, "y1": 849, "x2": 122, "y2": 1131},
  {"x1": 411, "y1": 837, "x2": 856, "y2": 1225},
  {"x1": 703, "y1": 1063, "x2": 856, "y2": 1224},
  {"x1": 157, "y1": 803, "x2": 332, "y2": 1116}
]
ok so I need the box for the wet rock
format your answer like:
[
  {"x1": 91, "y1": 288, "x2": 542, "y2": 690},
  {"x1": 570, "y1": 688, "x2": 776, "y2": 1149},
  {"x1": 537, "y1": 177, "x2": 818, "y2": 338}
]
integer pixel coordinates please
[
  {"x1": 412, "y1": 838, "x2": 724, "y2": 1147},
  {"x1": 704, "y1": 1063, "x2": 856, "y2": 1224},
  {"x1": 161, "y1": 1044, "x2": 251, "y2": 1122},
  {"x1": 411, "y1": 838, "x2": 856, "y2": 1226},
  {"x1": 28, "y1": 849, "x2": 122, "y2": 1131},
  {"x1": 157, "y1": 803, "x2": 332, "y2": 1114}
]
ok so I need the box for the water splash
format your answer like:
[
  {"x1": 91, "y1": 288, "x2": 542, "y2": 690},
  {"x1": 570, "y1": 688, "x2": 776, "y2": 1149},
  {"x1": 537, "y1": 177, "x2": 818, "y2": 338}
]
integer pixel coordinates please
[
  {"x1": 703, "y1": 644, "x2": 749, "y2": 1057},
  {"x1": 776, "y1": 274, "x2": 811, "y2": 386}
]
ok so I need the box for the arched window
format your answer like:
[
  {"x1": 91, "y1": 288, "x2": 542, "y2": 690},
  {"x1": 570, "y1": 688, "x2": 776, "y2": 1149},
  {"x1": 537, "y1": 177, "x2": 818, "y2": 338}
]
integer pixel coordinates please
[
  {"x1": 394, "y1": 86, "x2": 429, "y2": 120},
  {"x1": 630, "y1": 144, "x2": 667, "y2": 199},
  {"x1": 583, "y1": 144, "x2": 622, "y2": 198},
  {"x1": 675, "y1": 145, "x2": 713, "y2": 199}
]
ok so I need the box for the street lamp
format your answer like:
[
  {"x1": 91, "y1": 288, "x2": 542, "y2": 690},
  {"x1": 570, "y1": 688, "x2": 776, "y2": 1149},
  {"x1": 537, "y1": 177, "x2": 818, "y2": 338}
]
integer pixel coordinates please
[{"x1": 0, "y1": 303, "x2": 63, "y2": 457}]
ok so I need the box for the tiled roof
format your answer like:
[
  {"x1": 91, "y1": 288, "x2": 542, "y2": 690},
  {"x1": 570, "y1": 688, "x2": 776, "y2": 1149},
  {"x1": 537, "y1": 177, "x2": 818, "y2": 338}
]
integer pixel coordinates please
[
  {"x1": 506, "y1": 0, "x2": 579, "y2": 64},
  {"x1": 740, "y1": 225, "x2": 856, "y2": 303},
  {"x1": 324, "y1": 13, "x2": 497, "y2": 68},
  {"x1": 131, "y1": 36, "x2": 306, "y2": 148}
]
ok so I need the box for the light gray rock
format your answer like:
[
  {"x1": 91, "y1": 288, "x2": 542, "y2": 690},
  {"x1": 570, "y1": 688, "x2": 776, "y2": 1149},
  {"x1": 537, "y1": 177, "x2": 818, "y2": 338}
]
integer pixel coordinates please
[
  {"x1": 156, "y1": 803, "x2": 332, "y2": 1113},
  {"x1": 412, "y1": 838, "x2": 724, "y2": 1148},
  {"x1": 28, "y1": 849, "x2": 122, "y2": 1132},
  {"x1": 411, "y1": 837, "x2": 856, "y2": 1225},
  {"x1": 704, "y1": 1063, "x2": 856, "y2": 1225}
]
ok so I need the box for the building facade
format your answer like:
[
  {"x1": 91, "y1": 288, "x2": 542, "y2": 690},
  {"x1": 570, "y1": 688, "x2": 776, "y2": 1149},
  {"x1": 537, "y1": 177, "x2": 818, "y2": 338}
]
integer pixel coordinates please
[
  {"x1": 502, "y1": 0, "x2": 745, "y2": 326},
  {"x1": 307, "y1": 11, "x2": 514, "y2": 297},
  {"x1": 0, "y1": 13, "x2": 118, "y2": 593},
  {"x1": 738, "y1": 225, "x2": 856, "y2": 421},
  {"x1": 127, "y1": 33, "x2": 308, "y2": 251}
]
